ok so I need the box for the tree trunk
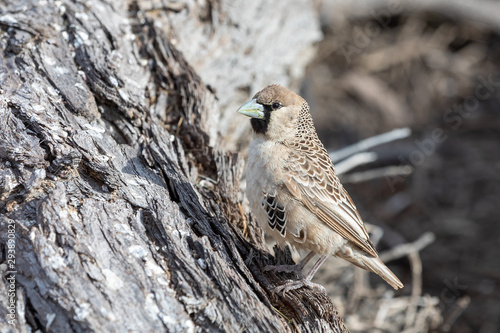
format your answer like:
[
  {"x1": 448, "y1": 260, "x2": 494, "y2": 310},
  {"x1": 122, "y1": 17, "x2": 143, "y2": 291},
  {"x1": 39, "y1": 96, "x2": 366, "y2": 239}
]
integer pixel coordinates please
[{"x1": 0, "y1": 0, "x2": 348, "y2": 332}]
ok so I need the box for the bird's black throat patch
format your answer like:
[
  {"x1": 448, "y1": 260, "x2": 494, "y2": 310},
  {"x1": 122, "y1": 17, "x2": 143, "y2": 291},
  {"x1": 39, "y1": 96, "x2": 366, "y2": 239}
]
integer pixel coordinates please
[
  {"x1": 250, "y1": 105, "x2": 272, "y2": 134},
  {"x1": 250, "y1": 118, "x2": 268, "y2": 134}
]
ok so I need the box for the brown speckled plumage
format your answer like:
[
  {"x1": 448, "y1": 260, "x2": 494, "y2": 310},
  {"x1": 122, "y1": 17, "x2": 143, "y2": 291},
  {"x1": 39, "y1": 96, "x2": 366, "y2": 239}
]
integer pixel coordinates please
[{"x1": 282, "y1": 102, "x2": 378, "y2": 257}]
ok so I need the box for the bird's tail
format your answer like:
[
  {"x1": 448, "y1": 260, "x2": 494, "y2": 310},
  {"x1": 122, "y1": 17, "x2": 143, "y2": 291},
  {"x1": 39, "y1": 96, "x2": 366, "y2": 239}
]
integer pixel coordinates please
[{"x1": 337, "y1": 250, "x2": 404, "y2": 290}]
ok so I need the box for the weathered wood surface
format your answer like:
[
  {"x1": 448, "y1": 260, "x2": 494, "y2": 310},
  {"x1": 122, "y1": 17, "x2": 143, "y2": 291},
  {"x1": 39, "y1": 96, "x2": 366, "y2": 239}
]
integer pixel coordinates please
[{"x1": 0, "y1": 0, "x2": 347, "y2": 332}]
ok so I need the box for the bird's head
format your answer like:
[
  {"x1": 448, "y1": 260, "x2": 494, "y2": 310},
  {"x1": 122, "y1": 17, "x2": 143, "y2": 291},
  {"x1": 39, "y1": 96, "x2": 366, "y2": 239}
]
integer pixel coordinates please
[{"x1": 237, "y1": 84, "x2": 311, "y2": 141}]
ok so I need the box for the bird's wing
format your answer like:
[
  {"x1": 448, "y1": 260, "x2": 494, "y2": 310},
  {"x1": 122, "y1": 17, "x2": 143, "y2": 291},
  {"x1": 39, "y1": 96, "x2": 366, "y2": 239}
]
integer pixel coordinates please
[
  {"x1": 262, "y1": 192, "x2": 287, "y2": 236},
  {"x1": 283, "y1": 144, "x2": 378, "y2": 257}
]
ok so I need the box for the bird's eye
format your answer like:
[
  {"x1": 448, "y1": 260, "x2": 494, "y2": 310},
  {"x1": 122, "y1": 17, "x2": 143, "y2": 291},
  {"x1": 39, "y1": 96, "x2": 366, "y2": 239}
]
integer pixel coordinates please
[{"x1": 272, "y1": 102, "x2": 281, "y2": 110}]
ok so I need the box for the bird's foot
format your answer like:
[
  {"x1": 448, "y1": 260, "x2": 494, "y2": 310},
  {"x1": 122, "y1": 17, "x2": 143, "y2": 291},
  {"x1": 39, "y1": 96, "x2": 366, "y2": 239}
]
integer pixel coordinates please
[
  {"x1": 263, "y1": 264, "x2": 304, "y2": 277},
  {"x1": 272, "y1": 278, "x2": 326, "y2": 295}
]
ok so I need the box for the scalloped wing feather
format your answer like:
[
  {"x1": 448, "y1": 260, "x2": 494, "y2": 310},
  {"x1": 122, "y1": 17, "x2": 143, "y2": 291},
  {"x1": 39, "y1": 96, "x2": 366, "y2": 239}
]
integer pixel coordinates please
[{"x1": 284, "y1": 143, "x2": 378, "y2": 257}]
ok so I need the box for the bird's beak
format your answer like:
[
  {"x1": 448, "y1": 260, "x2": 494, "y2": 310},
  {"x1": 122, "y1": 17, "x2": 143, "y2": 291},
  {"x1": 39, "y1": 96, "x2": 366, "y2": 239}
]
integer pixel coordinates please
[{"x1": 237, "y1": 99, "x2": 265, "y2": 119}]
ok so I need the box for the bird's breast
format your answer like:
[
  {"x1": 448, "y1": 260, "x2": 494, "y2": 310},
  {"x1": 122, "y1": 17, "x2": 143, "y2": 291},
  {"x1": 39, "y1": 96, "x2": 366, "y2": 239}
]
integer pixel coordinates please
[
  {"x1": 246, "y1": 139, "x2": 288, "y2": 187},
  {"x1": 245, "y1": 140, "x2": 287, "y2": 219}
]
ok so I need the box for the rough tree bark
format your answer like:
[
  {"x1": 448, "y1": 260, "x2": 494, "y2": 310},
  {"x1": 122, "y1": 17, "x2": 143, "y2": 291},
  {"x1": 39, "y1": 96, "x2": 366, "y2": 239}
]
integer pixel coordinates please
[{"x1": 0, "y1": 0, "x2": 348, "y2": 332}]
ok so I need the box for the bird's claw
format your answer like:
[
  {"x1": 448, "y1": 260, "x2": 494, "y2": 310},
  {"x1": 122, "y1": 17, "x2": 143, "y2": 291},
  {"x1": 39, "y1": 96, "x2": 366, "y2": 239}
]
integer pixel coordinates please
[{"x1": 272, "y1": 278, "x2": 326, "y2": 296}]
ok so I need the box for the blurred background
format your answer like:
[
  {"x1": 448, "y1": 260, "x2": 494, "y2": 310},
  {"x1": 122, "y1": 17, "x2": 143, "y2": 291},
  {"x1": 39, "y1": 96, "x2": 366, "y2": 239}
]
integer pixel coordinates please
[{"x1": 299, "y1": 1, "x2": 500, "y2": 332}]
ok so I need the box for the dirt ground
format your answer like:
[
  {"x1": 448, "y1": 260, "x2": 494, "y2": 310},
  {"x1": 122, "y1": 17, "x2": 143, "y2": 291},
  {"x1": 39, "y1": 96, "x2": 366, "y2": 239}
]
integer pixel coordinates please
[{"x1": 300, "y1": 5, "x2": 500, "y2": 333}]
